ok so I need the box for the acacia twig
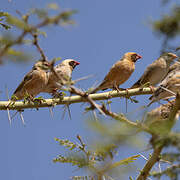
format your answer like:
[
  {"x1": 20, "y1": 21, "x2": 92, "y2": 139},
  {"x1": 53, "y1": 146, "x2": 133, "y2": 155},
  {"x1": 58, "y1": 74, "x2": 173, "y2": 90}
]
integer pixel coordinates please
[{"x1": 0, "y1": 87, "x2": 154, "y2": 111}]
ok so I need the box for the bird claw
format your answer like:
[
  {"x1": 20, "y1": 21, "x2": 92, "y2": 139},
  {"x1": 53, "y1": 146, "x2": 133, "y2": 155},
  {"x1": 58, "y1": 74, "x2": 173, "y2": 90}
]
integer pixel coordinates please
[
  {"x1": 112, "y1": 85, "x2": 123, "y2": 92},
  {"x1": 33, "y1": 97, "x2": 46, "y2": 104},
  {"x1": 52, "y1": 91, "x2": 64, "y2": 99},
  {"x1": 23, "y1": 95, "x2": 34, "y2": 103},
  {"x1": 125, "y1": 88, "x2": 129, "y2": 96}
]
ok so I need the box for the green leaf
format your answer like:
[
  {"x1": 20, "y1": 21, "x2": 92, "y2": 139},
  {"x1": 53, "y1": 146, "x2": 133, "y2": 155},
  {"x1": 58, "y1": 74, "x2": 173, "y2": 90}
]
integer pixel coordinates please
[
  {"x1": 108, "y1": 154, "x2": 140, "y2": 170},
  {"x1": 61, "y1": 10, "x2": 77, "y2": 19},
  {"x1": 6, "y1": 48, "x2": 32, "y2": 63},
  {"x1": 0, "y1": 22, "x2": 11, "y2": 30},
  {"x1": 0, "y1": 12, "x2": 11, "y2": 30},
  {"x1": 47, "y1": 3, "x2": 59, "y2": 10},
  {"x1": 36, "y1": 30, "x2": 47, "y2": 37},
  {"x1": 31, "y1": 8, "x2": 48, "y2": 19},
  {"x1": 6, "y1": 15, "x2": 29, "y2": 30},
  {"x1": 55, "y1": 137, "x2": 77, "y2": 150},
  {"x1": 53, "y1": 154, "x2": 88, "y2": 168},
  {"x1": 0, "y1": 12, "x2": 9, "y2": 17},
  {"x1": 7, "y1": 48, "x2": 23, "y2": 56}
]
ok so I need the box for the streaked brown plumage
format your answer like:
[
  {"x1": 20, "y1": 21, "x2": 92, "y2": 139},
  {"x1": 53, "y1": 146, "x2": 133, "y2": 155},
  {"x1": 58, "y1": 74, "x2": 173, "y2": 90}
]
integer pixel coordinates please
[
  {"x1": 11, "y1": 60, "x2": 51, "y2": 100},
  {"x1": 145, "y1": 100, "x2": 179, "y2": 134},
  {"x1": 148, "y1": 71, "x2": 180, "y2": 105},
  {"x1": 131, "y1": 53, "x2": 177, "y2": 88},
  {"x1": 160, "y1": 58, "x2": 180, "y2": 84},
  {"x1": 42, "y1": 59, "x2": 80, "y2": 95},
  {"x1": 90, "y1": 52, "x2": 142, "y2": 94}
]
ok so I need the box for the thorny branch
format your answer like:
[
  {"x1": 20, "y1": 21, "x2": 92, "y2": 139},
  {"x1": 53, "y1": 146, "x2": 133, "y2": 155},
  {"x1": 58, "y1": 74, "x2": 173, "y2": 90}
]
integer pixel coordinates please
[
  {"x1": 69, "y1": 86, "x2": 106, "y2": 116},
  {"x1": 136, "y1": 93, "x2": 180, "y2": 180},
  {"x1": 0, "y1": 87, "x2": 154, "y2": 110},
  {"x1": 0, "y1": 87, "x2": 155, "y2": 136}
]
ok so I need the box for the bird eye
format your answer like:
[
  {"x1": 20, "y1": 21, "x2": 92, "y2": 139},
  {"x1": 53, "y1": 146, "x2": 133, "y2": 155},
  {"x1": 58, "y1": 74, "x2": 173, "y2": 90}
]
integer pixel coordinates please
[
  {"x1": 44, "y1": 62, "x2": 50, "y2": 66},
  {"x1": 131, "y1": 54, "x2": 137, "y2": 61},
  {"x1": 69, "y1": 61, "x2": 75, "y2": 67}
]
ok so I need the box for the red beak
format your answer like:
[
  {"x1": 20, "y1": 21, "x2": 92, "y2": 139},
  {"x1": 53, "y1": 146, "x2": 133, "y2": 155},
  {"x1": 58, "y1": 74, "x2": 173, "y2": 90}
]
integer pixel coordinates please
[
  {"x1": 74, "y1": 61, "x2": 80, "y2": 65},
  {"x1": 136, "y1": 54, "x2": 142, "y2": 60},
  {"x1": 172, "y1": 54, "x2": 178, "y2": 59}
]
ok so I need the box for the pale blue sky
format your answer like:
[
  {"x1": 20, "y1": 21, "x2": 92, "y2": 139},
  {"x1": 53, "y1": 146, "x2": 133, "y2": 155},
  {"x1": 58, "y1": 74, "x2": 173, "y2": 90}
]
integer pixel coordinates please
[{"x1": 0, "y1": 0, "x2": 179, "y2": 179}]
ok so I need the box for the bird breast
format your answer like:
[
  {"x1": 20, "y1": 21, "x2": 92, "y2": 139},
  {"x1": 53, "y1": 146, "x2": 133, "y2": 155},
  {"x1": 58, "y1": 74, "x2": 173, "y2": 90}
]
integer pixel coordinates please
[{"x1": 104, "y1": 60, "x2": 134, "y2": 87}]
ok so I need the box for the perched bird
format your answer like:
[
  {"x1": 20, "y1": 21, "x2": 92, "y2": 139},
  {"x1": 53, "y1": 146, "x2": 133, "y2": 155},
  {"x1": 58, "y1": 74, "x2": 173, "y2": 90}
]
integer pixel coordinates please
[
  {"x1": 90, "y1": 52, "x2": 142, "y2": 94},
  {"x1": 131, "y1": 53, "x2": 177, "y2": 88},
  {"x1": 159, "y1": 58, "x2": 180, "y2": 84},
  {"x1": 168, "y1": 58, "x2": 180, "y2": 73},
  {"x1": 148, "y1": 71, "x2": 180, "y2": 105},
  {"x1": 145, "y1": 100, "x2": 179, "y2": 135},
  {"x1": 11, "y1": 60, "x2": 51, "y2": 100},
  {"x1": 42, "y1": 59, "x2": 80, "y2": 96}
]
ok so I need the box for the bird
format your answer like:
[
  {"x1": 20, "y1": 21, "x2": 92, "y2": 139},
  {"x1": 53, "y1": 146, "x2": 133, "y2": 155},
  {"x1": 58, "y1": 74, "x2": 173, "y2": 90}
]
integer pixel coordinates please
[
  {"x1": 42, "y1": 59, "x2": 80, "y2": 96},
  {"x1": 90, "y1": 52, "x2": 142, "y2": 94},
  {"x1": 11, "y1": 59, "x2": 51, "y2": 101},
  {"x1": 145, "y1": 100, "x2": 179, "y2": 135},
  {"x1": 148, "y1": 71, "x2": 180, "y2": 105},
  {"x1": 131, "y1": 53, "x2": 177, "y2": 88},
  {"x1": 159, "y1": 58, "x2": 180, "y2": 84}
]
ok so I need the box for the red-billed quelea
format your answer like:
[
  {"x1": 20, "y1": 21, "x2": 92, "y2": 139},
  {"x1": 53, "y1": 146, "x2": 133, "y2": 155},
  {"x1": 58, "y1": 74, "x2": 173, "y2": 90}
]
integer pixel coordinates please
[
  {"x1": 11, "y1": 59, "x2": 51, "y2": 100},
  {"x1": 42, "y1": 59, "x2": 80, "y2": 96},
  {"x1": 131, "y1": 53, "x2": 177, "y2": 88},
  {"x1": 90, "y1": 52, "x2": 142, "y2": 94}
]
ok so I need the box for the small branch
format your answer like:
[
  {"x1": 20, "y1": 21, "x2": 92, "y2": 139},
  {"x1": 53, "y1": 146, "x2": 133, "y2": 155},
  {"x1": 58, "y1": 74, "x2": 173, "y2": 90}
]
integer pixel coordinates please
[
  {"x1": 0, "y1": 87, "x2": 154, "y2": 111},
  {"x1": 31, "y1": 33, "x2": 47, "y2": 61},
  {"x1": 69, "y1": 86, "x2": 106, "y2": 116},
  {"x1": 0, "y1": 10, "x2": 73, "y2": 60},
  {"x1": 137, "y1": 147, "x2": 163, "y2": 180},
  {"x1": 151, "y1": 164, "x2": 180, "y2": 178},
  {"x1": 136, "y1": 93, "x2": 180, "y2": 180}
]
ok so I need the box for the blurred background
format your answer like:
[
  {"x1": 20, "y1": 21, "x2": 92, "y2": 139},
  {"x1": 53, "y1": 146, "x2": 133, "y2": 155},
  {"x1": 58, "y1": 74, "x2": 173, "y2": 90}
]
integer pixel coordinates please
[{"x1": 1, "y1": 0, "x2": 180, "y2": 179}]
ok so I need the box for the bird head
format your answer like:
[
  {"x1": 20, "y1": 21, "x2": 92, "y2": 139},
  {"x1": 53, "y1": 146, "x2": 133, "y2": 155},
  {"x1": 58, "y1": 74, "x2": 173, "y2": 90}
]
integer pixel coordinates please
[
  {"x1": 124, "y1": 52, "x2": 142, "y2": 62},
  {"x1": 33, "y1": 60, "x2": 51, "y2": 70},
  {"x1": 61, "y1": 59, "x2": 80, "y2": 70},
  {"x1": 161, "y1": 52, "x2": 177, "y2": 64}
]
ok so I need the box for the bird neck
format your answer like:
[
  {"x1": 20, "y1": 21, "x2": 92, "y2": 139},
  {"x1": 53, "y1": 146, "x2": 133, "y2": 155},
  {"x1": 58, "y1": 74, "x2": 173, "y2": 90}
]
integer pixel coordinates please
[{"x1": 32, "y1": 66, "x2": 43, "y2": 71}]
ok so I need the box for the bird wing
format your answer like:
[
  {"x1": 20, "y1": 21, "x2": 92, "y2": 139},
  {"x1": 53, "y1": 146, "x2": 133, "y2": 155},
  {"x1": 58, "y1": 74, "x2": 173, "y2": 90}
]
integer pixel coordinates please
[
  {"x1": 138, "y1": 63, "x2": 160, "y2": 84},
  {"x1": 13, "y1": 70, "x2": 34, "y2": 95},
  {"x1": 99, "y1": 60, "x2": 134, "y2": 90},
  {"x1": 132, "y1": 58, "x2": 166, "y2": 88}
]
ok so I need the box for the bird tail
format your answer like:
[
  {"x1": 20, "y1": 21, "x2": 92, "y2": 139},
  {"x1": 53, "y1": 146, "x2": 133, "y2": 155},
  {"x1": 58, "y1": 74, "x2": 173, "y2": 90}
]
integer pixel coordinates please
[
  {"x1": 147, "y1": 99, "x2": 156, "y2": 107},
  {"x1": 149, "y1": 95, "x2": 153, "y2": 100},
  {"x1": 89, "y1": 80, "x2": 108, "y2": 94},
  {"x1": 89, "y1": 87, "x2": 100, "y2": 94}
]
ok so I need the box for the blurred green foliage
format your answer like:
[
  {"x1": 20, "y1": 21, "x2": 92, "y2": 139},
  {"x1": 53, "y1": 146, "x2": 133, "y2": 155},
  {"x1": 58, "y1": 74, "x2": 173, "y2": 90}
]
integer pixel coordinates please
[
  {"x1": 0, "y1": 3, "x2": 76, "y2": 64},
  {"x1": 152, "y1": 2, "x2": 180, "y2": 52}
]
